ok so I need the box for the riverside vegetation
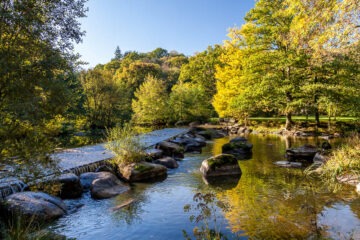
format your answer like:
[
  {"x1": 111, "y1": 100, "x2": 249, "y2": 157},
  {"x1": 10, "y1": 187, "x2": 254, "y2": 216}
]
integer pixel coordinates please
[{"x1": 0, "y1": 0, "x2": 359, "y2": 239}]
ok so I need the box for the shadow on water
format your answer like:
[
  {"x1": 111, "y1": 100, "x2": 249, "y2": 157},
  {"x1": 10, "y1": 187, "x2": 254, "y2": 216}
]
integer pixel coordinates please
[{"x1": 48, "y1": 134, "x2": 359, "y2": 240}]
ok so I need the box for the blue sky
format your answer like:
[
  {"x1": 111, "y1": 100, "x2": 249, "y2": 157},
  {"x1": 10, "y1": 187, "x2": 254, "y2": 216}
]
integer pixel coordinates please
[{"x1": 75, "y1": 0, "x2": 255, "y2": 68}]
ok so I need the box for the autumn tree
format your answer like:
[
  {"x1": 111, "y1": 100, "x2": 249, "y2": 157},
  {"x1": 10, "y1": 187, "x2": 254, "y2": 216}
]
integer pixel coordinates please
[{"x1": 286, "y1": 0, "x2": 360, "y2": 126}]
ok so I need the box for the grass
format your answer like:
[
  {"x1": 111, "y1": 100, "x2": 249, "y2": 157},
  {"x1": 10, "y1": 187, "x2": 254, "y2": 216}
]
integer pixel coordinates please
[
  {"x1": 105, "y1": 123, "x2": 146, "y2": 165},
  {"x1": 319, "y1": 134, "x2": 360, "y2": 187}
]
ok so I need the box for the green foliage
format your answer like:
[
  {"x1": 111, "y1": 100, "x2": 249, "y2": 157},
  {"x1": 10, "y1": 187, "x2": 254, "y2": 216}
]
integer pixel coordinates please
[
  {"x1": 132, "y1": 76, "x2": 169, "y2": 125},
  {"x1": 183, "y1": 192, "x2": 230, "y2": 240},
  {"x1": 80, "y1": 68, "x2": 123, "y2": 128},
  {"x1": 0, "y1": 0, "x2": 87, "y2": 174},
  {"x1": 180, "y1": 45, "x2": 222, "y2": 97},
  {"x1": 169, "y1": 82, "x2": 213, "y2": 122},
  {"x1": 105, "y1": 124, "x2": 146, "y2": 165}
]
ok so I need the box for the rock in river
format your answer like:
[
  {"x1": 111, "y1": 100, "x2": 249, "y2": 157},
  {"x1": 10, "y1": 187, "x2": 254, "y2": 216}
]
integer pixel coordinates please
[
  {"x1": 286, "y1": 144, "x2": 318, "y2": 161},
  {"x1": 118, "y1": 162, "x2": 167, "y2": 182},
  {"x1": 154, "y1": 157, "x2": 179, "y2": 169},
  {"x1": 57, "y1": 173, "x2": 83, "y2": 199},
  {"x1": 156, "y1": 141, "x2": 184, "y2": 159},
  {"x1": 222, "y1": 137, "x2": 253, "y2": 159},
  {"x1": 200, "y1": 154, "x2": 242, "y2": 178},
  {"x1": 90, "y1": 172, "x2": 130, "y2": 199},
  {"x1": 1, "y1": 191, "x2": 67, "y2": 223}
]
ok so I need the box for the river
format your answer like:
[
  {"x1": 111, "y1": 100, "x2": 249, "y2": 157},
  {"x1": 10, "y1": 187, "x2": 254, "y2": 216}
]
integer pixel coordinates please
[{"x1": 49, "y1": 134, "x2": 360, "y2": 239}]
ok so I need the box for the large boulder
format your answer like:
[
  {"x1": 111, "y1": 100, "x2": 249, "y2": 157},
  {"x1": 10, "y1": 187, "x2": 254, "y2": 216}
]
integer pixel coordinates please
[
  {"x1": 118, "y1": 162, "x2": 167, "y2": 182},
  {"x1": 222, "y1": 137, "x2": 253, "y2": 159},
  {"x1": 156, "y1": 141, "x2": 184, "y2": 159},
  {"x1": 286, "y1": 144, "x2": 318, "y2": 161},
  {"x1": 1, "y1": 192, "x2": 67, "y2": 223},
  {"x1": 57, "y1": 173, "x2": 83, "y2": 199},
  {"x1": 154, "y1": 157, "x2": 179, "y2": 169},
  {"x1": 200, "y1": 154, "x2": 242, "y2": 178},
  {"x1": 90, "y1": 172, "x2": 130, "y2": 199}
]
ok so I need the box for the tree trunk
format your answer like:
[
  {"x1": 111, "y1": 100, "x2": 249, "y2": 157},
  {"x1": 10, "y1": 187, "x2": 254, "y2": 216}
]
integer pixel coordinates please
[
  {"x1": 285, "y1": 112, "x2": 293, "y2": 130},
  {"x1": 314, "y1": 76, "x2": 320, "y2": 127},
  {"x1": 315, "y1": 107, "x2": 320, "y2": 127}
]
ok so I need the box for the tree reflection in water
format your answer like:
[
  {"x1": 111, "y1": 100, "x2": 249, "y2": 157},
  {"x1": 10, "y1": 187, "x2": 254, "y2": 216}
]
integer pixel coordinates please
[{"x1": 208, "y1": 135, "x2": 359, "y2": 239}]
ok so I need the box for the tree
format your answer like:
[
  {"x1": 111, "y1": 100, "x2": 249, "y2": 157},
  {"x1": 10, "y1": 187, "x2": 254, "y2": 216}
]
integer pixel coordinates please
[
  {"x1": 113, "y1": 46, "x2": 123, "y2": 60},
  {"x1": 0, "y1": 0, "x2": 87, "y2": 160},
  {"x1": 286, "y1": 0, "x2": 360, "y2": 126},
  {"x1": 148, "y1": 47, "x2": 169, "y2": 59},
  {"x1": 169, "y1": 81, "x2": 213, "y2": 123},
  {"x1": 80, "y1": 68, "x2": 123, "y2": 128},
  {"x1": 132, "y1": 75, "x2": 169, "y2": 125},
  {"x1": 180, "y1": 45, "x2": 223, "y2": 98}
]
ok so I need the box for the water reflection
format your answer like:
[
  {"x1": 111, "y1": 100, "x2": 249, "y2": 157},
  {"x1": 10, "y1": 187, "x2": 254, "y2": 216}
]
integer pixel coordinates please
[
  {"x1": 212, "y1": 134, "x2": 359, "y2": 239},
  {"x1": 49, "y1": 134, "x2": 359, "y2": 240}
]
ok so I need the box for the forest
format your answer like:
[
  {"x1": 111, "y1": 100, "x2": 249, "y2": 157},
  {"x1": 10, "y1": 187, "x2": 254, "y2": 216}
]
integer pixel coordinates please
[{"x1": 1, "y1": 0, "x2": 359, "y2": 167}]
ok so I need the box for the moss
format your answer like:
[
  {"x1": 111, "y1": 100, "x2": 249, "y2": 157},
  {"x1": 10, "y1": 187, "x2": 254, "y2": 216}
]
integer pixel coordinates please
[
  {"x1": 134, "y1": 163, "x2": 153, "y2": 173},
  {"x1": 207, "y1": 154, "x2": 238, "y2": 170},
  {"x1": 222, "y1": 142, "x2": 249, "y2": 152}
]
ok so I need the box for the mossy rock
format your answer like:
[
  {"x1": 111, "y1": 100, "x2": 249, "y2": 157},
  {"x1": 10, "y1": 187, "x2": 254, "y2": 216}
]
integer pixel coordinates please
[
  {"x1": 207, "y1": 154, "x2": 238, "y2": 170},
  {"x1": 118, "y1": 162, "x2": 167, "y2": 182},
  {"x1": 222, "y1": 140, "x2": 253, "y2": 158},
  {"x1": 200, "y1": 154, "x2": 241, "y2": 178}
]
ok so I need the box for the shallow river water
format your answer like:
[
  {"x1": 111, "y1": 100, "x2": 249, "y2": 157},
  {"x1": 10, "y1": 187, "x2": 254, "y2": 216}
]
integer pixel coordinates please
[{"x1": 50, "y1": 134, "x2": 360, "y2": 239}]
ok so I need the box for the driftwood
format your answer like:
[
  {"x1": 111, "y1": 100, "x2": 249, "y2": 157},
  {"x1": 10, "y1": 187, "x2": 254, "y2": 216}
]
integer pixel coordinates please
[{"x1": 111, "y1": 198, "x2": 135, "y2": 211}]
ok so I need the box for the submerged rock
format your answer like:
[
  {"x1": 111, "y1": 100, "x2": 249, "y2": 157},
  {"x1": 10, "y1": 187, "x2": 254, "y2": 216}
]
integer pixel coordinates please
[
  {"x1": 202, "y1": 175, "x2": 241, "y2": 190},
  {"x1": 90, "y1": 172, "x2": 130, "y2": 199},
  {"x1": 118, "y1": 162, "x2": 167, "y2": 182},
  {"x1": 154, "y1": 157, "x2": 179, "y2": 169},
  {"x1": 274, "y1": 161, "x2": 302, "y2": 168},
  {"x1": 200, "y1": 154, "x2": 241, "y2": 178},
  {"x1": 1, "y1": 192, "x2": 67, "y2": 223},
  {"x1": 286, "y1": 144, "x2": 318, "y2": 161}
]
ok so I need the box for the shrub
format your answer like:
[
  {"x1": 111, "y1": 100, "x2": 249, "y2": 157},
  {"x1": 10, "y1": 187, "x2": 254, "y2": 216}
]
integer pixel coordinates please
[{"x1": 105, "y1": 124, "x2": 146, "y2": 165}]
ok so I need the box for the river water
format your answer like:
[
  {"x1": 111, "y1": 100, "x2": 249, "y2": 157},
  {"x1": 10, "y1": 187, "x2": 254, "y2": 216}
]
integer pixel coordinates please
[{"x1": 49, "y1": 134, "x2": 360, "y2": 239}]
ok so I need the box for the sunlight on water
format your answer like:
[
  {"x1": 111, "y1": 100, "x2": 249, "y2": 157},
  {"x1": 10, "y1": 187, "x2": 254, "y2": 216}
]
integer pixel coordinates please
[{"x1": 49, "y1": 134, "x2": 360, "y2": 239}]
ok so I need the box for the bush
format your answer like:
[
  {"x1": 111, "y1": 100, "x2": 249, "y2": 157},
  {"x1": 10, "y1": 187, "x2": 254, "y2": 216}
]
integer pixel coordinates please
[{"x1": 105, "y1": 124, "x2": 146, "y2": 165}]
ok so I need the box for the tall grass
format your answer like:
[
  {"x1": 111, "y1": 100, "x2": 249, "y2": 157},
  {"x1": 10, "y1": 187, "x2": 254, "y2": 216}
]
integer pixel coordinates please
[
  {"x1": 320, "y1": 134, "x2": 360, "y2": 186},
  {"x1": 105, "y1": 123, "x2": 146, "y2": 165}
]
